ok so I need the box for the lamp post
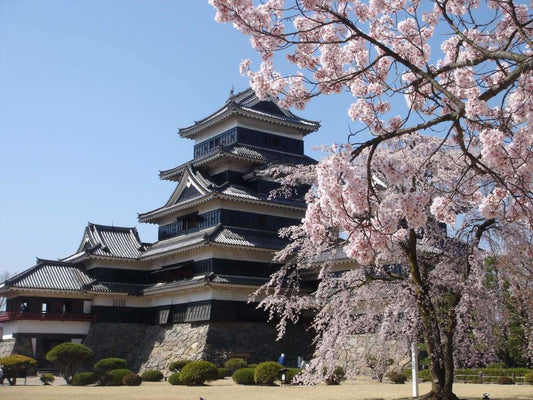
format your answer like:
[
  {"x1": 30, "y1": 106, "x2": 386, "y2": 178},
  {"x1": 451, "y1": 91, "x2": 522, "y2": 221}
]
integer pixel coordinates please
[{"x1": 411, "y1": 342, "x2": 419, "y2": 398}]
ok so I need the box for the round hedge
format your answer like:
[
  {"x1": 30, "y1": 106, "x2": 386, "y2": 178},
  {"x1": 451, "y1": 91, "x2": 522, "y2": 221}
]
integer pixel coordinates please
[
  {"x1": 387, "y1": 371, "x2": 407, "y2": 384},
  {"x1": 179, "y1": 360, "x2": 219, "y2": 386},
  {"x1": 496, "y1": 376, "x2": 514, "y2": 385},
  {"x1": 225, "y1": 358, "x2": 247, "y2": 372},
  {"x1": 168, "y1": 372, "x2": 182, "y2": 385},
  {"x1": 71, "y1": 372, "x2": 97, "y2": 386},
  {"x1": 232, "y1": 368, "x2": 255, "y2": 385},
  {"x1": 218, "y1": 367, "x2": 230, "y2": 379},
  {"x1": 141, "y1": 369, "x2": 164, "y2": 382},
  {"x1": 169, "y1": 360, "x2": 191, "y2": 372},
  {"x1": 254, "y1": 362, "x2": 281, "y2": 385},
  {"x1": 525, "y1": 372, "x2": 533, "y2": 385},
  {"x1": 94, "y1": 358, "x2": 128, "y2": 372},
  {"x1": 40, "y1": 374, "x2": 55, "y2": 385},
  {"x1": 325, "y1": 366, "x2": 346, "y2": 385},
  {"x1": 286, "y1": 368, "x2": 302, "y2": 383},
  {"x1": 122, "y1": 372, "x2": 142, "y2": 386},
  {"x1": 105, "y1": 369, "x2": 133, "y2": 386}
]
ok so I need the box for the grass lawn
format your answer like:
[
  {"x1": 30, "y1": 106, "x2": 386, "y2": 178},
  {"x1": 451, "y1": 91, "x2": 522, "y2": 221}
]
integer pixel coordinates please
[{"x1": 1, "y1": 377, "x2": 532, "y2": 400}]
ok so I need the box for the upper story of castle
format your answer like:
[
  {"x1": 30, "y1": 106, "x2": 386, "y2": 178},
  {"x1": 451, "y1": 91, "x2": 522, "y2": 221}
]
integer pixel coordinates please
[{"x1": 138, "y1": 89, "x2": 320, "y2": 239}]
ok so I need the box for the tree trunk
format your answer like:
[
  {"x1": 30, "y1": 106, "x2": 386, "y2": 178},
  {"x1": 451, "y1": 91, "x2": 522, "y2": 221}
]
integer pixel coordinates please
[{"x1": 406, "y1": 229, "x2": 459, "y2": 400}]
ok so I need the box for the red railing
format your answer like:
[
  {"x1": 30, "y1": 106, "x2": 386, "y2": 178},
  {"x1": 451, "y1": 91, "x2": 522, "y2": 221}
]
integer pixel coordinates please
[{"x1": 0, "y1": 311, "x2": 93, "y2": 322}]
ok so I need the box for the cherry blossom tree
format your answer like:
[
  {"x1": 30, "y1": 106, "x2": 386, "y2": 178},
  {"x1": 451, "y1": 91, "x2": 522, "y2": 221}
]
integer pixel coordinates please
[{"x1": 209, "y1": 1, "x2": 532, "y2": 399}]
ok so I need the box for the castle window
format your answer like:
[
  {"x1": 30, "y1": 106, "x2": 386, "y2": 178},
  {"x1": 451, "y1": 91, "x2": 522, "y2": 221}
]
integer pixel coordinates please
[
  {"x1": 158, "y1": 308, "x2": 170, "y2": 324},
  {"x1": 41, "y1": 301, "x2": 49, "y2": 314},
  {"x1": 62, "y1": 301, "x2": 72, "y2": 313},
  {"x1": 181, "y1": 212, "x2": 198, "y2": 231},
  {"x1": 112, "y1": 299, "x2": 126, "y2": 308}
]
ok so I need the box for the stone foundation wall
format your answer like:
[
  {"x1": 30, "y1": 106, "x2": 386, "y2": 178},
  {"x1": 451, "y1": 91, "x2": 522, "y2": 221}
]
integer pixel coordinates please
[
  {"x1": 82, "y1": 320, "x2": 313, "y2": 372},
  {"x1": 337, "y1": 334, "x2": 410, "y2": 377},
  {"x1": 204, "y1": 322, "x2": 313, "y2": 367},
  {"x1": 137, "y1": 323, "x2": 208, "y2": 372},
  {"x1": 83, "y1": 322, "x2": 210, "y2": 372},
  {"x1": 83, "y1": 323, "x2": 148, "y2": 370},
  {"x1": 0, "y1": 339, "x2": 16, "y2": 358}
]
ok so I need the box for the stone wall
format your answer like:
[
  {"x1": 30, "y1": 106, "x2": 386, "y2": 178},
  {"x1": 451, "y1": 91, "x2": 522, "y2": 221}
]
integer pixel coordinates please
[
  {"x1": 0, "y1": 339, "x2": 16, "y2": 358},
  {"x1": 337, "y1": 334, "x2": 410, "y2": 377},
  {"x1": 204, "y1": 321, "x2": 314, "y2": 367},
  {"x1": 0, "y1": 336, "x2": 34, "y2": 359},
  {"x1": 83, "y1": 323, "x2": 148, "y2": 370},
  {"x1": 137, "y1": 322, "x2": 208, "y2": 372},
  {"x1": 82, "y1": 320, "x2": 313, "y2": 372},
  {"x1": 83, "y1": 322, "x2": 209, "y2": 372}
]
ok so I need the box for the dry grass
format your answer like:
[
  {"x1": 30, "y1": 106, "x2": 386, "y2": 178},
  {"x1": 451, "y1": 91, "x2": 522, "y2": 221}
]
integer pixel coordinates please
[{"x1": 1, "y1": 377, "x2": 532, "y2": 400}]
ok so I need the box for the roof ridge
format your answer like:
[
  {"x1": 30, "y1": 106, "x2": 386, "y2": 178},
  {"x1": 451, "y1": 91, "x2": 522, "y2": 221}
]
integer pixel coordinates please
[{"x1": 87, "y1": 221, "x2": 138, "y2": 232}]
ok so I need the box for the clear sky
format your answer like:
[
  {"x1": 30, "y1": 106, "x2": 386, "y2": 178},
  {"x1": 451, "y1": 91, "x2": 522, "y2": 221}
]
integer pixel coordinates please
[{"x1": 0, "y1": 1, "x2": 357, "y2": 276}]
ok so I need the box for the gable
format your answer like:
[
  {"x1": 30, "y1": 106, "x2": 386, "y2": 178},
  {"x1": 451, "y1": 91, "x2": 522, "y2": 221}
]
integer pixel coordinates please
[{"x1": 177, "y1": 183, "x2": 202, "y2": 203}]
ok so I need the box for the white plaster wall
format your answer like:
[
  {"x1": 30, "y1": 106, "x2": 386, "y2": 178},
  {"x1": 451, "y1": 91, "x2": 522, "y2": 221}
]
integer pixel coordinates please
[
  {"x1": 2, "y1": 320, "x2": 91, "y2": 337},
  {"x1": 145, "y1": 286, "x2": 252, "y2": 307},
  {"x1": 92, "y1": 296, "x2": 146, "y2": 307},
  {"x1": 191, "y1": 115, "x2": 306, "y2": 143}
]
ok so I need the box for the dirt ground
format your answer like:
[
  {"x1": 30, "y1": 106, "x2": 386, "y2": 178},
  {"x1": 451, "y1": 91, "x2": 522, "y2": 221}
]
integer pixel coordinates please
[{"x1": 1, "y1": 376, "x2": 532, "y2": 400}]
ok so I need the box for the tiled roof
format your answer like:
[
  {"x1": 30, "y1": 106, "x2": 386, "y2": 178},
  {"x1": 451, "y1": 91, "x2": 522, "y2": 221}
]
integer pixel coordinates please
[
  {"x1": 143, "y1": 275, "x2": 210, "y2": 295},
  {"x1": 68, "y1": 223, "x2": 148, "y2": 260},
  {"x1": 159, "y1": 144, "x2": 316, "y2": 182},
  {"x1": 3, "y1": 260, "x2": 95, "y2": 291},
  {"x1": 179, "y1": 88, "x2": 320, "y2": 138},
  {"x1": 209, "y1": 274, "x2": 270, "y2": 286},
  {"x1": 139, "y1": 225, "x2": 220, "y2": 260},
  {"x1": 209, "y1": 227, "x2": 289, "y2": 250},
  {"x1": 140, "y1": 224, "x2": 288, "y2": 260},
  {"x1": 88, "y1": 282, "x2": 151, "y2": 295},
  {"x1": 219, "y1": 184, "x2": 306, "y2": 207},
  {"x1": 0, "y1": 259, "x2": 155, "y2": 295}
]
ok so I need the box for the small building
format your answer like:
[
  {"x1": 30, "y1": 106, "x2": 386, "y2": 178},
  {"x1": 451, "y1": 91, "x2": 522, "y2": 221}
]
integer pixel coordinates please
[{"x1": 0, "y1": 89, "x2": 319, "y2": 369}]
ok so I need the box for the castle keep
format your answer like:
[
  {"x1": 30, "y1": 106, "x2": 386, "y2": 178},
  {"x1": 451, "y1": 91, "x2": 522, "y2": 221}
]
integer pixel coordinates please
[{"x1": 0, "y1": 89, "x2": 319, "y2": 370}]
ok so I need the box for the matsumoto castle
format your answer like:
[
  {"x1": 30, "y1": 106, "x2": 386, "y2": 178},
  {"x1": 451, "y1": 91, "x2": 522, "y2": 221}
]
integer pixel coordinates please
[{"x1": 0, "y1": 89, "x2": 329, "y2": 369}]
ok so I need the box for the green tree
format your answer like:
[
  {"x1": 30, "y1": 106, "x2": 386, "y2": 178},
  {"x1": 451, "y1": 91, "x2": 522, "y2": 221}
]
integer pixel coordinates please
[
  {"x1": 45, "y1": 342, "x2": 93, "y2": 384},
  {"x1": 0, "y1": 354, "x2": 37, "y2": 385}
]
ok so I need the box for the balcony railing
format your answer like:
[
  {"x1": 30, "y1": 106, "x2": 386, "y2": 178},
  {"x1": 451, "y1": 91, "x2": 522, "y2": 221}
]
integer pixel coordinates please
[{"x1": 0, "y1": 311, "x2": 93, "y2": 322}]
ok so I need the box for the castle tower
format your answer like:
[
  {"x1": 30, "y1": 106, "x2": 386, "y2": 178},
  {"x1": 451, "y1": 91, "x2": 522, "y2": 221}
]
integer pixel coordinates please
[{"x1": 0, "y1": 89, "x2": 320, "y2": 369}]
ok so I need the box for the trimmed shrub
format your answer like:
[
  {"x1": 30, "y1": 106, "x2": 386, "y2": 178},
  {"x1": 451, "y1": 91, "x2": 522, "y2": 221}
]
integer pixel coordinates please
[
  {"x1": 180, "y1": 361, "x2": 219, "y2": 386},
  {"x1": 168, "y1": 372, "x2": 182, "y2": 385},
  {"x1": 122, "y1": 373, "x2": 142, "y2": 386},
  {"x1": 0, "y1": 354, "x2": 38, "y2": 386},
  {"x1": 286, "y1": 368, "x2": 302, "y2": 383},
  {"x1": 218, "y1": 367, "x2": 230, "y2": 379},
  {"x1": 388, "y1": 371, "x2": 407, "y2": 384},
  {"x1": 524, "y1": 373, "x2": 533, "y2": 385},
  {"x1": 232, "y1": 368, "x2": 255, "y2": 385},
  {"x1": 40, "y1": 374, "x2": 55, "y2": 385},
  {"x1": 225, "y1": 358, "x2": 247, "y2": 372},
  {"x1": 418, "y1": 369, "x2": 432, "y2": 382},
  {"x1": 95, "y1": 358, "x2": 128, "y2": 384},
  {"x1": 254, "y1": 361, "x2": 281, "y2": 385},
  {"x1": 45, "y1": 343, "x2": 93, "y2": 385},
  {"x1": 71, "y1": 372, "x2": 97, "y2": 386},
  {"x1": 169, "y1": 360, "x2": 191, "y2": 372},
  {"x1": 325, "y1": 366, "x2": 346, "y2": 385},
  {"x1": 247, "y1": 364, "x2": 258, "y2": 369},
  {"x1": 105, "y1": 369, "x2": 133, "y2": 386},
  {"x1": 486, "y1": 362, "x2": 505, "y2": 369},
  {"x1": 496, "y1": 375, "x2": 514, "y2": 385},
  {"x1": 141, "y1": 369, "x2": 164, "y2": 382},
  {"x1": 95, "y1": 358, "x2": 128, "y2": 373}
]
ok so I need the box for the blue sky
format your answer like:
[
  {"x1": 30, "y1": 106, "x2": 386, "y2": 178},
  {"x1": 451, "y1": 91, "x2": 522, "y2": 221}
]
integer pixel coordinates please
[{"x1": 0, "y1": 1, "x2": 357, "y2": 275}]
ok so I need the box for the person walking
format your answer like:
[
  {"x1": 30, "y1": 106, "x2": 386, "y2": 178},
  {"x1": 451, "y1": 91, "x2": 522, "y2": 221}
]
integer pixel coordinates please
[{"x1": 277, "y1": 353, "x2": 286, "y2": 366}]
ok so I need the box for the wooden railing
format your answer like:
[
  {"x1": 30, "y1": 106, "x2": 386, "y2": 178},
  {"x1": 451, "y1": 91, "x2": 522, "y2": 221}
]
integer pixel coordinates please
[{"x1": 0, "y1": 311, "x2": 93, "y2": 322}]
